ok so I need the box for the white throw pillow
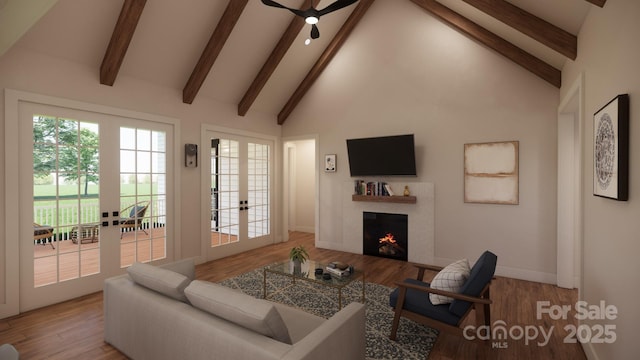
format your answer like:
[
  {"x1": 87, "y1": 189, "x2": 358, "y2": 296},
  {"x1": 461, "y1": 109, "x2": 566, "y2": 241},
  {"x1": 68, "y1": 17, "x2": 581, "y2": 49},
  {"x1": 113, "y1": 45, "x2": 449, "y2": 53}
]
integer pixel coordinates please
[
  {"x1": 127, "y1": 262, "x2": 191, "y2": 302},
  {"x1": 429, "y1": 259, "x2": 470, "y2": 305}
]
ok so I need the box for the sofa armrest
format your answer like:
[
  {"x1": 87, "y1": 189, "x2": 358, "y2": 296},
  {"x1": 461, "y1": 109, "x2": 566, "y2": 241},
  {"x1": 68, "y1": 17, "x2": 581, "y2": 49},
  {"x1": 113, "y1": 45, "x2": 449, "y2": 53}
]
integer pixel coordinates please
[{"x1": 281, "y1": 302, "x2": 366, "y2": 360}]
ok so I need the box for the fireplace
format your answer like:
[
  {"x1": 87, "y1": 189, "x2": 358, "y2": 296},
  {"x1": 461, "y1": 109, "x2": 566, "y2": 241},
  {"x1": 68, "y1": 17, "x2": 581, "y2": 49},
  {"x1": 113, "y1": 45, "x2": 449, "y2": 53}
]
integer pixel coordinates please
[{"x1": 363, "y1": 212, "x2": 408, "y2": 261}]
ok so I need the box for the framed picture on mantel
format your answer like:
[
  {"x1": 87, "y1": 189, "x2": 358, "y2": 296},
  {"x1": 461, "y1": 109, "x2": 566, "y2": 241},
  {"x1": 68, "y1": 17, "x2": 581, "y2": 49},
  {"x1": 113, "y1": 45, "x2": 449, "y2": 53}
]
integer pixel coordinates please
[{"x1": 593, "y1": 94, "x2": 629, "y2": 201}]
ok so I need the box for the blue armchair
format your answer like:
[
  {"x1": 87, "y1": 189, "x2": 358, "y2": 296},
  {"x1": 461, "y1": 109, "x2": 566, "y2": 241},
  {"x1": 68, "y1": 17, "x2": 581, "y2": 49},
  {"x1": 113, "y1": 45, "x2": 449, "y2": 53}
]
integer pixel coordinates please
[{"x1": 389, "y1": 251, "x2": 497, "y2": 357}]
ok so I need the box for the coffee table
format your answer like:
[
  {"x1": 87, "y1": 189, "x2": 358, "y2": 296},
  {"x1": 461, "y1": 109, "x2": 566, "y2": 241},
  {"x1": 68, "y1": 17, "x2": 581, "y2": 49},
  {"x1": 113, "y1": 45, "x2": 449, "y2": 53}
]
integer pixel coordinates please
[{"x1": 263, "y1": 260, "x2": 365, "y2": 310}]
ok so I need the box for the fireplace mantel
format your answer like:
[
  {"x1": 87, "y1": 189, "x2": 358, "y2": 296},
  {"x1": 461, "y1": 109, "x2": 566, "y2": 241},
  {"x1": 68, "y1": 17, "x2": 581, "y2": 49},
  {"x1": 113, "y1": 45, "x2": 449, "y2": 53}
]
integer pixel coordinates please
[
  {"x1": 342, "y1": 181, "x2": 435, "y2": 264},
  {"x1": 352, "y1": 194, "x2": 417, "y2": 204}
]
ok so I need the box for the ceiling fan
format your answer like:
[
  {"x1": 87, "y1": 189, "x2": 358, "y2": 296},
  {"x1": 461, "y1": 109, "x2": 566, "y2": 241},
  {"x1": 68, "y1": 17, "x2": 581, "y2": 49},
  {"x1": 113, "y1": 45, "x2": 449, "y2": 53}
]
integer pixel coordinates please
[{"x1": 261, "y1": 0, "x2": 358, "y2": 40}]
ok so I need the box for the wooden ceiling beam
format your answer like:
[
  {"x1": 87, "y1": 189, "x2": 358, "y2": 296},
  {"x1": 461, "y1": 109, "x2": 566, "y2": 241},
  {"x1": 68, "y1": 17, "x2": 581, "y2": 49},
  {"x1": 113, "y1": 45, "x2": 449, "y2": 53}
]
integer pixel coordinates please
[
  {"x1": 410, "y1": 0, "x2": 561, "y2": 88},
  {"x1": 277, "y1": 0, "x2": 375, "y2": 125},
  {"x1": 584, "y1": 0, "x2": 606, "y2": 7},
  {"x1": 238, "y1": 0, "x2": 320, "y2": 116},
  {"x1": 183, "y1": 0, "x2": 248, "y2": 104},
  {"x1": 462, "y1": 0, "x2": 577, "y2": 60},
  {"x1": 100, "y1": 0, "x2": 146, "y2": 86}
]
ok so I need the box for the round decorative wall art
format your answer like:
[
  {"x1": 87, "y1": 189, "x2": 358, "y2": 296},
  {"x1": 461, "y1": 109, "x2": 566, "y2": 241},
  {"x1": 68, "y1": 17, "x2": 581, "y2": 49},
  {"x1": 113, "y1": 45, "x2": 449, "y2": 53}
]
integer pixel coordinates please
[
  {"x1": 592, "y1": 94, "x2": 629, "y2": 201},
  {"x1": 594, "y1": 113, "x2": 615, "y2": 190}
]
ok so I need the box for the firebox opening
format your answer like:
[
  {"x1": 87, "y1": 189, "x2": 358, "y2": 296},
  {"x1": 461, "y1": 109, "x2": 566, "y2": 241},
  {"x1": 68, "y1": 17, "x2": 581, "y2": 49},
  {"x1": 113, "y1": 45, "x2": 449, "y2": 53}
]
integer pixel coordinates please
[{"x1": 363, "y1": 212, "x2": 408, "y2": 261}]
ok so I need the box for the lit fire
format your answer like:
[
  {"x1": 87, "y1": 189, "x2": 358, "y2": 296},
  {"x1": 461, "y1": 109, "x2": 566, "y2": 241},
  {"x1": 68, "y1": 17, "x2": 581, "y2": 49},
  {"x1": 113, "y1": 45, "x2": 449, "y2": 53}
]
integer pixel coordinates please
[
  {"x1": 378, "y1": 233, "x2": 405, "y2": 256},
  {"x1": 379, "y1": 233, "x2": 397, "y2": 245}
]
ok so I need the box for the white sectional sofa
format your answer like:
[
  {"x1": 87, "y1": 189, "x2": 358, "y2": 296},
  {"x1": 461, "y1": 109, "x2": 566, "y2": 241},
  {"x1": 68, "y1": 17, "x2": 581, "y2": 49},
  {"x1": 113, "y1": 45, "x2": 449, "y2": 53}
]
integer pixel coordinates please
[{"x1": 103, "y1": 259, "x2": 366, "y2": 360}]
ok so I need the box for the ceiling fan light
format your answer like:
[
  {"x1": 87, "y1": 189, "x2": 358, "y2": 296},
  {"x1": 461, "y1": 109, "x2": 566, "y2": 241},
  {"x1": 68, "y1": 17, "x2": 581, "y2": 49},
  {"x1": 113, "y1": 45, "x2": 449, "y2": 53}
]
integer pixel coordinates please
[{"x1": 305, "y1": 16, "x2": 318, "y2": 25}]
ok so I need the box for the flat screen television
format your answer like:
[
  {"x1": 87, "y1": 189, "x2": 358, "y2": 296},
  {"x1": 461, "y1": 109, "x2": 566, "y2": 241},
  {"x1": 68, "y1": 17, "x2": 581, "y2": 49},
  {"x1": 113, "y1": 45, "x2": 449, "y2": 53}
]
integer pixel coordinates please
[{"x1": 346, "y1": 134, "x2": 417, "y2": 176}]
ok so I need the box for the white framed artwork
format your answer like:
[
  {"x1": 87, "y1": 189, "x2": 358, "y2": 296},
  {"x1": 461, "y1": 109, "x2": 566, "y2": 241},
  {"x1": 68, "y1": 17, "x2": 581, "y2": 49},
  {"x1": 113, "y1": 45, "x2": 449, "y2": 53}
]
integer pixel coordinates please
[
  {"x1": 325, "y1": 154, "x2": 336, "y2": 172},
  {"x1": 464, "y1": 141, "x2": 519, "y2": 205}
]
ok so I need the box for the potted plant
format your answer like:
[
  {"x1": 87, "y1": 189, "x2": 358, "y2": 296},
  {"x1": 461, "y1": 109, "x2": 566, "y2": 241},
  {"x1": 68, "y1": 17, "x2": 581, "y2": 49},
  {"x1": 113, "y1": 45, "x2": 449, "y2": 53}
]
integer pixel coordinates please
[{"x1": 289, "y1": 245, "x2": 309, "y2": 272}]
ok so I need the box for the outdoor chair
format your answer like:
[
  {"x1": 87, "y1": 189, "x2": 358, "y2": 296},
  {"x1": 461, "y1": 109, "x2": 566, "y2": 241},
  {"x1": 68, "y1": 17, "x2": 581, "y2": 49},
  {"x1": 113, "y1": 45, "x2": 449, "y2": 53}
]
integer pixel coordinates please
[
  {"x1": 33, "y1": 222, "x2": 55, "y2": 249},
  {"x1": 389, "y1": 250, "x2": 497, "y2": 358},
  {"x1": 119, "y1": 201, "x2": 149, "y2": 238}
]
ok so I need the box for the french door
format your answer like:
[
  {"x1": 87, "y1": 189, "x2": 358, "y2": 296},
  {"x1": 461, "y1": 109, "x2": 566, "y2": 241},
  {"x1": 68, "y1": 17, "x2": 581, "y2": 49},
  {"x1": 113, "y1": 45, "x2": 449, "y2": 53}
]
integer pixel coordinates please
[
  {"x1": 203, "y1": 130, "x2": 273, "y2": 260},
  {"x1": 19, "y1": 102, "x2": 174, "y2": 311}
]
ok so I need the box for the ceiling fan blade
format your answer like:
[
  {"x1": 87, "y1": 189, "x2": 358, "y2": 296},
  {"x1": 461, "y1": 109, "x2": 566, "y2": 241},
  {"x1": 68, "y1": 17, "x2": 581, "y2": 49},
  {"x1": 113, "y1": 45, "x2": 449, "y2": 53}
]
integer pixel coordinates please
[
  {"x1": 310, "y1": 24, "x2": 320, "y2": 39},
  {"x1": 317, "y1": 0, "x2": 358, "y2": 16},
  {"x1": 261, "y1": 0, "x2": 305, "y2": 17}
]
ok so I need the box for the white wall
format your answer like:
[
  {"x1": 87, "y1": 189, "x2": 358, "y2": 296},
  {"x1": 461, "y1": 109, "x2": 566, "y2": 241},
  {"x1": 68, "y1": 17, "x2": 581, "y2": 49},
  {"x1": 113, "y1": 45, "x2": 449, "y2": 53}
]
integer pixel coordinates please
[
  {"x1": 289, "y1": 139, "x2": 315, "y2": 233},
  {"x1": 282, "y1": 0, "x2": 560, "y2": 282},
  {"x1": 561, "y1": 1, "x2": 640, "y2": 358}
]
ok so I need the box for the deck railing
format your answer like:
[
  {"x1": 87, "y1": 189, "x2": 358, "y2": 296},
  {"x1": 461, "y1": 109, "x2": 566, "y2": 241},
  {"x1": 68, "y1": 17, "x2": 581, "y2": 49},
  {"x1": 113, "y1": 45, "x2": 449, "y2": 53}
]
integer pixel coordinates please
[{"x1": 33, "y1": 199, "x2": 166, "y2": 241}]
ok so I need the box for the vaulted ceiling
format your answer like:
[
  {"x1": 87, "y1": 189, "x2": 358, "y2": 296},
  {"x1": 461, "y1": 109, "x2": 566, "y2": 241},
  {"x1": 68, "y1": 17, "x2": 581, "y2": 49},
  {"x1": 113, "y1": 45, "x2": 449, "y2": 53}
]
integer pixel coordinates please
[{"x1": 2, "y1": 0, "x2": 604, "y2": 124}]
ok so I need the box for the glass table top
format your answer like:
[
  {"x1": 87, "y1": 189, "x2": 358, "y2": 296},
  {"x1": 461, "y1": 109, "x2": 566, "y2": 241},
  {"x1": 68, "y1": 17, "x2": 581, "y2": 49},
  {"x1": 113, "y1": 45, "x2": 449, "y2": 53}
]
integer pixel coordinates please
[{"x1": 264, "y1": 260, "x2": 363, "y2": 287}]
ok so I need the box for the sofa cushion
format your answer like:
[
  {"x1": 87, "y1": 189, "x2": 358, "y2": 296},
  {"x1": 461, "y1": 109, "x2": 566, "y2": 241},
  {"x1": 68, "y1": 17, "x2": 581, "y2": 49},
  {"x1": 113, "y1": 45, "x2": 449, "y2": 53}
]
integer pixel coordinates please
[
  {"x1": 449, "y1": 251, "x2": 497, "y2": 317},
  {"x1": 127, "y1": 262, "x2": 191, "y2": 302},
  {"x1": 185, "y1": 280, "x2": 292, "y2": 345},
  {"x1": 429, "y1": 259, "x2": 470, "y2": 305}
]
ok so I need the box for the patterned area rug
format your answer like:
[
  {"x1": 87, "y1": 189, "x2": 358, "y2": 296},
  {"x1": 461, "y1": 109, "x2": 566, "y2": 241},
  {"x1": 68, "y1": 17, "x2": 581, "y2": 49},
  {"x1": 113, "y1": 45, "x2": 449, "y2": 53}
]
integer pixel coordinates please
[{"x1": 218, "y1": 268, "x2": 438, "y2": 359}]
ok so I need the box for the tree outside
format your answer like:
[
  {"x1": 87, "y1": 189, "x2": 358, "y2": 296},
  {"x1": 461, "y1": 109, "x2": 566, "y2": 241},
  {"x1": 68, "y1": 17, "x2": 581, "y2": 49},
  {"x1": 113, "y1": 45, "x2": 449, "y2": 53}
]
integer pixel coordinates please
[{"x1": 33, "y1": 116, "x2": 99, "y2": 196}]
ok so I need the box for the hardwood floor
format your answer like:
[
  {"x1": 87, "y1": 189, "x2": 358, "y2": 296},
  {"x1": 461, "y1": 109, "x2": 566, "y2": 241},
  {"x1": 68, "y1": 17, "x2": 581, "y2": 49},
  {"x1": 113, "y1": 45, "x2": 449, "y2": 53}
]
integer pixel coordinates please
[{"x1": 2, "y1": 232, "x2": 586, "y2": 359}]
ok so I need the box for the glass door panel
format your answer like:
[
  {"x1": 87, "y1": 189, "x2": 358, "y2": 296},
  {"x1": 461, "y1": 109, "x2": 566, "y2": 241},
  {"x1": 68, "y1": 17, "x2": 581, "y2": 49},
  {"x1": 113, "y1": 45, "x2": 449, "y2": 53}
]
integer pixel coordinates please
[
  {"x1": 206, "y1": 133, "x2": 271, "y2": 259},
  {"x1": 210, "y1": 139, "x2": 240, "y2": 246},
  {"x1": 119, "y1": 128, "x2": 167, "y2": 267},
  {"x1": 32, "y1": 115, "x2": 101, "y2": 287},
  {"x1": 247, "y1": 142, "x2": 270, "y2": 239}
]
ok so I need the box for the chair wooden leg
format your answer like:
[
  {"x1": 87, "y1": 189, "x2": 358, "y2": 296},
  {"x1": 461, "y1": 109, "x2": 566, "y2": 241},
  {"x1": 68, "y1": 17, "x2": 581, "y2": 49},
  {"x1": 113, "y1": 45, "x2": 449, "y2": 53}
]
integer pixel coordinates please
[
  {"x1": 474, "y1": 301, "x2": 491, "y2": 360},
  {"x1": 389, "y1": 287, "x2": 407, "y2": 341}
]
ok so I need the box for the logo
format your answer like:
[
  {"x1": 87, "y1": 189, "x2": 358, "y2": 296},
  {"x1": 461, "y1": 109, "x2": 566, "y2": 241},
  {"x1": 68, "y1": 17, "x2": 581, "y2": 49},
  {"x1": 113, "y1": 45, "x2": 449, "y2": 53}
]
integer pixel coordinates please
[{"x1": 463, "y1": 301, "x2": 617, "y2": 348}]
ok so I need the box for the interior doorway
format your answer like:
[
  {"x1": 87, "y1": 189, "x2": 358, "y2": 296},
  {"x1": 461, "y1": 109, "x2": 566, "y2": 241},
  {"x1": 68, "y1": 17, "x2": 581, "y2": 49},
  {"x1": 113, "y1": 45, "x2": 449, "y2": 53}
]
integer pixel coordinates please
[{"x1": 283, "y1": 138, "x2": 317, "y2": 241}]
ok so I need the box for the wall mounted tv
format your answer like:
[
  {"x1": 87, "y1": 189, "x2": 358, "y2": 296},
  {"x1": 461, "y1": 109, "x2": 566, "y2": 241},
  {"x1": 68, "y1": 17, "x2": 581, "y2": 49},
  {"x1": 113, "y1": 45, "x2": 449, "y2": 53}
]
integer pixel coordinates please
[{"x1": 346, "y1": 134, "x2": 417, "y2": 176}]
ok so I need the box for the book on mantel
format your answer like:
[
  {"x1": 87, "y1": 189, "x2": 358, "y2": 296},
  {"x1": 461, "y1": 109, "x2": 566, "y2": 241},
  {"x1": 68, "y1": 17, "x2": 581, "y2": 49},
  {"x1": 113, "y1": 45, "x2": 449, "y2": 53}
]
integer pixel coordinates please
[{"x1": 353, "y1": 180, "x2": 392, "y2": 196}]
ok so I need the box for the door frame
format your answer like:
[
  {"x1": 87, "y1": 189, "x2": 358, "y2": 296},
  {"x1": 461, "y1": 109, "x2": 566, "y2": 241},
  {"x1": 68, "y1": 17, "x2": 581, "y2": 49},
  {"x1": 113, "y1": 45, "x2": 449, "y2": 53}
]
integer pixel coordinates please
[
  {"x1": 2, "y1": 89, "x2": 181, "y2": 318},
  {"x1": 199, "y1": 124, "x2": 279, "y2": 262},
  {"x1": 557, "y1": 74, "x2": 584, "y2": 290},
  {"x1": 282, "y1": 135, "x2": 319, "y2": 242}
]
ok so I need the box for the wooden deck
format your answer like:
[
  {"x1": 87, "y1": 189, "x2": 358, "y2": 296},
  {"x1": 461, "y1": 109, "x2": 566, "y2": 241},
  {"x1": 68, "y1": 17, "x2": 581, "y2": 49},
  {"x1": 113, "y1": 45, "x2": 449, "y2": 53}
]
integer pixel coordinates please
[
  {"x1": 32, "y1": 228, "x2": 167, "y2": 287},
  {"x1": 32, "y1": 229, "x2": 237, "y2": 287},
  {"x1": 4, "y1": 231, "x2": 586, "y2": 359}
]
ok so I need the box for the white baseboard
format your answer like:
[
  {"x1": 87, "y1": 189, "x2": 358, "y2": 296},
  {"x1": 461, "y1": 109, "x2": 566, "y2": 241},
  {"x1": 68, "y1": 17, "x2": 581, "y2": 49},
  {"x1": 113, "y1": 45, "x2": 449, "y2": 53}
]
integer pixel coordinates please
[
  {"x1": 495, "y1": 265, "x2": 556, "y2": 284},
  {"x1": 315, "y1": 239, "x2": 361, "y2": 255},
  {"x1": 293, "y1": 226, "x2": 315, "y2": 233},
  {"x1": 432, "y1": 257, "x2": 557, "y2": 285}
]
